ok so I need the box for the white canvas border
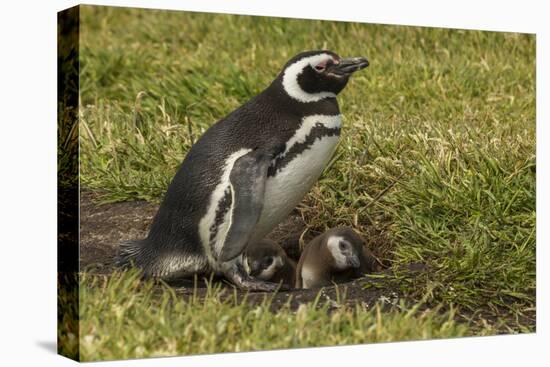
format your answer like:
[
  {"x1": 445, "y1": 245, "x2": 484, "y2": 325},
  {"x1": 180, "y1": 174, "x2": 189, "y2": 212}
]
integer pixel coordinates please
[{"x1": 0, "y1": 1, "x2": 546, "y2": 366}]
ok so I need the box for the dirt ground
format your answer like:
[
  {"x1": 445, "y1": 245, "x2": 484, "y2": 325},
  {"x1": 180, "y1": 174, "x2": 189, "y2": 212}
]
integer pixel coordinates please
[{"x1": 80, "y1": 191, "x2": 426, "y2": 311}]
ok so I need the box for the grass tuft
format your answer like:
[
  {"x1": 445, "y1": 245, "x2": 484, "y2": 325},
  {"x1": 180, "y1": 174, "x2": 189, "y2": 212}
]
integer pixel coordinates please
[{"x1": 72, "y1": 271, "x2": 474, "y2": 361}]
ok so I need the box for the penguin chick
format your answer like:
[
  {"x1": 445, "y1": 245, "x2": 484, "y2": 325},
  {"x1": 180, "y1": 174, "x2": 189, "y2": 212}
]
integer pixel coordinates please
[
  {"x1": 295, "y1": 227, "x2": 379, "y2": 289},
  {"x1": 243, "y1": 239, "x2": 297, "y2": 288}
]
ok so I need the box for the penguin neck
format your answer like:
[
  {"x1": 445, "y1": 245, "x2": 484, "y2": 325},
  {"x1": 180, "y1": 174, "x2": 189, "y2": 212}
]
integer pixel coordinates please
[{"x1": 263, "y1": 76, "x2": 341, "y2": 117}]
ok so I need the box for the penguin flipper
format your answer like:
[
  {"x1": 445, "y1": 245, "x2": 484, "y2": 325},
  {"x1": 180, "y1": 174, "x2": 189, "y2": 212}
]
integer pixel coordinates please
[{"x1": 218, "y1": 149, "x2": 270, "y2": 262}]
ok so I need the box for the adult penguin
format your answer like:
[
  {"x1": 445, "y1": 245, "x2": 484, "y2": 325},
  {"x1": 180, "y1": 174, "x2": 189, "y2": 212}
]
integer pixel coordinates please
[{"x1": 118, "y1": 50, "x2": 369, "y2": 291}]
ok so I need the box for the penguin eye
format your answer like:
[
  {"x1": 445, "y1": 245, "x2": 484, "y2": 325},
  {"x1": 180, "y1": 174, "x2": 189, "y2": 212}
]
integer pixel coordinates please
[
  {"x1": 263, "y1": 256, "x2": 273, "y2": 267},
  {"x1": 314, "y1": 60, "x2": 328, "y2": 72},
  {"x1": 339, "y1": 242, "x2": 346, "y2": 251}
]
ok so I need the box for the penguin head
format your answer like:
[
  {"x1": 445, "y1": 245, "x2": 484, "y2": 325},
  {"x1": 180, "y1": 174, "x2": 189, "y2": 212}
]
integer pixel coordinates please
[
  {"x1": 325, "y1": 233, "x2": 362, "y2": 270},
  {"x1": 280, "y1": 50, "x2": 369, "y2": 103},
  {"x1": 244, "y1": 239, "x2": 287, "y2": 281}
]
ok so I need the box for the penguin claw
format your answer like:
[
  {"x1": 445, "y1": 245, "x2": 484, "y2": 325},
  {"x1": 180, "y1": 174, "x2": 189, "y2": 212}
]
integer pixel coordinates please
[
  {"x1": 238, "y1": 279, "x2": 286, "y2": 292},
  {"x1": 229, "y1": 272, "x2": 286, "y2": 292},
  {"x1": 222, "y1": 259, "x2": 282, "y2": 292}
]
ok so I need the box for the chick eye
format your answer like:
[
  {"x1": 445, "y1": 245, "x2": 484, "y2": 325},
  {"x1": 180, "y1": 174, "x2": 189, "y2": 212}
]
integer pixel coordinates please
[
  {"x1": 263, "y1": 256, "x2": 273, "y2": 267},
  {"x1": 339, "y1": 242, "x2": 346, "y2": 251}
]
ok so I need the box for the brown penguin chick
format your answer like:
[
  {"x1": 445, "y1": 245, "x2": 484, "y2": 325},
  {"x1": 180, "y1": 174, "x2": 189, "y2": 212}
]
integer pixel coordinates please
[
  {"x1": 243, "y1": 239, "x2": 297, "y2": 289},
  {"x1": 295, "y1": 227, "x2": 379, "y2": 289}
]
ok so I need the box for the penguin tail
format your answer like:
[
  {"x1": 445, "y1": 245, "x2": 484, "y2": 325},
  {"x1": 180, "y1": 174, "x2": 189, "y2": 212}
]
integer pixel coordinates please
[
  {"x1": 117, "y1": 238, "x2": 206, "y2": 280},
  {"x1": 116, "y1": 239, "x2": 148, "y2": 271}
]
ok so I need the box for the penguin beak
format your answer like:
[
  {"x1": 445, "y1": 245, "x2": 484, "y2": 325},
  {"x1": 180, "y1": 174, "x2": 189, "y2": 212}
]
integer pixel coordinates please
[{"x1": 330, "y1": 57, "x2": 369, "y2": 76}]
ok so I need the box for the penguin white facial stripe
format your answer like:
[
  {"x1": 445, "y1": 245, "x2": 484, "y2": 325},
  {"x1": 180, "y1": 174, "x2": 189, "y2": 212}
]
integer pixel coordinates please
[
  {"x1": 282, "y1": 53, "x2": 337, "y2": 103},
  {"x1": 198, "y1": 148, "x2": 252, "y2": 264},
  {"x1": 327, "y1": 236, "x2": 352, "y2": 269}
]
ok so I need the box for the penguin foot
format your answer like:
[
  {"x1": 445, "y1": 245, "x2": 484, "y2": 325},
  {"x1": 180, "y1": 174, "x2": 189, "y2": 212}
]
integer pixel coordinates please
[{"x1": 234, "y1": 277, "x2": 287, "y2": 292}]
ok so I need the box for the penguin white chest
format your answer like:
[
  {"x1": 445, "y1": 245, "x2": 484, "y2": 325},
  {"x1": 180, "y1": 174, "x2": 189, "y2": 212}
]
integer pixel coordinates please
[{"x1": 252, "y1": 114, "x2": 341, "y2": 240}]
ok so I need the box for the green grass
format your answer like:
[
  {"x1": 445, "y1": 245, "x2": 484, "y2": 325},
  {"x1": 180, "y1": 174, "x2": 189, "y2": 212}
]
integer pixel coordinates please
[
  {"x1": 60, "y1": 271, "x2": 480, "y2": 361},
  {"x1": 75, "y1": 4, "x2": 536, "y2": 357}
]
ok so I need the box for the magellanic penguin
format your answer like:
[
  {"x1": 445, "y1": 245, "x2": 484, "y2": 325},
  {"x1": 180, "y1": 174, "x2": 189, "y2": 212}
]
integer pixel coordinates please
[
  {"x1": 118, "y1": 50, "x2": 369, "y2": 291},
  {"x1": 243, "y1": 239, "x2": 297, "y2": 289},
  {"x1": 295, "y1": 227, "x2": 379, "y2": 289}
]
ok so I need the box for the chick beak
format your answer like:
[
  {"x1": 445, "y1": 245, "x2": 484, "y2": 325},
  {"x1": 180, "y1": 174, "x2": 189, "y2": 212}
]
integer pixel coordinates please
[{"x1": 348, "y1": 255, "x2": 361, "y2": 268}]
